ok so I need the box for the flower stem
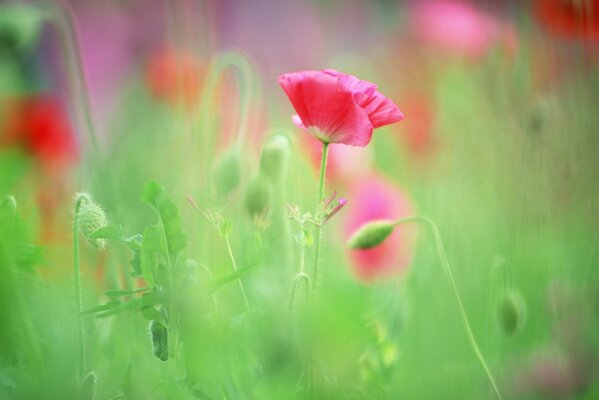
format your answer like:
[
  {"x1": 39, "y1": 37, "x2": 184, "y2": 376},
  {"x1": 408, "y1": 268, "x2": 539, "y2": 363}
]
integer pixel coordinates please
[
  {"x1": 73, "y1": 194, "x2": 87, "y2": 377},
  {"x1": 51, "y1": 2, "x2": 100, "y2": 158},
  {"x1": 224, "y1": 236, "x2": 250, "y2": 310},
  {"x1": 311, "y1": 142, "x2": 329, "y2": 292},
  {"x1": 393, "y1": 216, "x2": 503, "y2": 400}
]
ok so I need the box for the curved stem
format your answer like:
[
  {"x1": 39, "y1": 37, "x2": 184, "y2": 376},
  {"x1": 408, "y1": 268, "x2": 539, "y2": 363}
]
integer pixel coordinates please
[
  {"x1": 50, "y1": 2, "x2": 100, "y2": 158},
  {"x1": 394, "y1": 216, "x2": 503, "y2": 400},
  {"x1": 311, "y1": 142, "x2": 329, "y2": 293},
  {"x1": 73, "y1": 194, "x2": 87, "y2": 377},
  {"x1": 224, "y1": 236, "x2": 250, "y2": 310}
]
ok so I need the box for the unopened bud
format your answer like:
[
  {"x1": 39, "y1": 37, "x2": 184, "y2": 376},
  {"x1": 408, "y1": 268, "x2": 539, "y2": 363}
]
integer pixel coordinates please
[
  {"x1": 497, "y1": 289, "x2": 526, "y2": 335},
  {"x1": 213, "y1": 149, "x2": 241, "y2": 197},
  {"x1": 244, "y1": 175, "x2": 272, "y2": 218},
  {"x1": 148, "y1": 320, "x2": 168, "y2": 361},
  {"x1": 76, "y1": 193, "x2": 108, "y2": 251},
  {"x1": 259, "y1": 134, "x2": 290, "y2": 182},
  {"x1": 347, "y1": 220, "x2": 395, "y2": 250}
]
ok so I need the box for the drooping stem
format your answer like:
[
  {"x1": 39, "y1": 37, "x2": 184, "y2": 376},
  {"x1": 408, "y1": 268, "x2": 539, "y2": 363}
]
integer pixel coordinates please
[
  {"x1": 224, "y1": 236, "x2": 250, "y2": 310},
  {"x1": 393, "y1": 216, "x2": 503, "y2": 400},
  {"x1": 73, "y1": 194, "x2": 87, "y2": 377},
  {"x1": 51, "y1": 2, "x2": 100, "y2": 158},
  {"x1": 311, "y1": 142, "x2": 329, "y2": 292}
]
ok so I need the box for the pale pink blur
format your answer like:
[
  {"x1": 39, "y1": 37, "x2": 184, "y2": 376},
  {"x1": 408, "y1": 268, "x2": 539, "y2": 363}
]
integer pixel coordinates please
[{"x1": 344, "y1": 175, "x2": 415, "y2": 282}]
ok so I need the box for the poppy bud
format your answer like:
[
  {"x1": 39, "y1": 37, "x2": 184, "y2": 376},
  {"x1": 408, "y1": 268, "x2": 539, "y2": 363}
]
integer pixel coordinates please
[
  {"x1": 213, "y1": 149, "x2": 241, "y2": 197},
  {"x1": 497, "y1": 289, "x2": 526, "y2": 335},
  {"x1": 76, "y1": 194, "x2": 108, "y2": 251},
  {"x1": 259, "y1": 134, "x2": 290, "y2": 182},
  {"x1": 244, "y1": 175, "x2": 272, "y2": 218},
  {"x1": 347, "y1": 220, "x2": 395, "y2": 249},
  {"x1": 148, "y1": 320, "x2": 168, "y2": 361}
]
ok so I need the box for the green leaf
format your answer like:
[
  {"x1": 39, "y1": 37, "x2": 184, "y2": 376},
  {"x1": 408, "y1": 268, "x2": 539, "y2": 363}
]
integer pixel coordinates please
[
  {"x1": 208, "y1": 262, "x2": 257, "y2": 294},
  {"x1": 141, "y1": 182, "x2": 187, "y2": 261},
  {"x1": 140, "y1": 225, "x2": 162, "y2": 287},
  {"x1": 104, "y1": 287, "x2": 150, "y2": 298},
  {"x1": 94, "y1": 293, "x2": 162, "y2": 318}
]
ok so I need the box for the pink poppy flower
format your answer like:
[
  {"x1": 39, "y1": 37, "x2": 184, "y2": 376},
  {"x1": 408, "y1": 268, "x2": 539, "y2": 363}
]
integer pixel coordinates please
[
  {"x1": 409, "y1": 0, "x2": 517, "y2": 60},
  {"x1": 278, "y1": 69, "x2": 403, "y2": 147},
  {"x1": 344, "y1": 175, "x2": 415, "y2": 282}
]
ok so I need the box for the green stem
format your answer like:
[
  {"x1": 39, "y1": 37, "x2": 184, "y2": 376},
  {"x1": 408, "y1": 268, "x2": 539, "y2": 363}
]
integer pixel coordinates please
[
  {"x1": 393, "y1": 216, "x2": 503, "y2": 400},
  {"x1": 311, "y1": 142, "x2": 329, "y2": 292},
  {"x1": 224, "y1": 236, "x2": 250, "y2": 310},
  {"x1": 73, "y1": 194, "x2": 87, "y2": 377}
]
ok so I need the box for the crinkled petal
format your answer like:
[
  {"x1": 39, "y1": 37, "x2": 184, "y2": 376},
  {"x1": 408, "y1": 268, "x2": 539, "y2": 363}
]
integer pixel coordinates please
[
  {"x1": 278, "y1": 70, "x2": 374, "y2": 146},
  {"x1": 336, "y1": 72, "x2": 404, "y2": 128}
]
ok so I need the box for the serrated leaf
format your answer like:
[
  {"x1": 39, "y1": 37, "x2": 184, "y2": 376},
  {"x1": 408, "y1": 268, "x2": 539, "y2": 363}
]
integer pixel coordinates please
[
  {"x1": 140, "y1": 225, "x2": 162, "y2": 287},
  {"x1": 141, "y1": 182, "x2": 187, "y2": 261}
]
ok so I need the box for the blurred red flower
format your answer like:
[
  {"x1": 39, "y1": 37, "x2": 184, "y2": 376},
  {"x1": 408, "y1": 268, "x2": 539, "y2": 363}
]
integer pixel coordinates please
[
  {"x1": 145, "y1": 49, "x2": 204, "y2": 107},
  {"x1": 409, "y1": 0, "x2": 517, "y2": 60},
  {"x1": 533, "y1": 0, "x2": 599, "y2": 39},
  {"x1": 1, "y1": 95, "x2": 78, "y2": 170},
  {"x1": 344, "y1": 175, "x2": 415, "y2": 282}
]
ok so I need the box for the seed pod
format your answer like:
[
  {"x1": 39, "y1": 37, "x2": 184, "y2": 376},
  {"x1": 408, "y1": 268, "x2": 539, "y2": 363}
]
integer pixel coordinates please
[
  {"x1": 497, "y1": 289, "x2": 526, "y2": 335},
  {"x1": 347, "y1": 220, "x2": 395, "y2": 249},
  {"x1": 76, "y1": 194, "x2": 108, "y2": 251},
  {"x1": 148, "y1": 320, "x2": 168, "y2": 361},
  {"x1": 244, "y1": 175, "x2": 272, "y2": 218},
  {"x1": 259, "y1": 134, "x2": 290, "y2": 182},
  {"x1": 213, "y1": 149, "x2": 242, "y2": 197}
]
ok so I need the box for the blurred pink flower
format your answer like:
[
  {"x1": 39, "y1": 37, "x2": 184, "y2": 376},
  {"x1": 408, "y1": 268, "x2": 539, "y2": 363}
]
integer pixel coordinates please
[
  {"x1": 409, "y1": 0, "x2": 517, "y2": 60},
  {"x1": 278, "y1": 69, "x2": 403, "y2": 146},
  {"x1": 344, "y1": 175, "x2": 415, "y2": 282}
]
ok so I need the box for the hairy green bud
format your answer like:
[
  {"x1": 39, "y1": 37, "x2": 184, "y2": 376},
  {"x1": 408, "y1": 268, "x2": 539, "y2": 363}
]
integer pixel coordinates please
[
  {"x1": 76, "y1": 194, "x2": 108, "y2": 251},
  {"x1": 259, "y1": 134, "x2": 290, "y2": 182},
  {"x1": 148, "y1": 320, "x2": 168, "y2": 361},
  {"x1": 347, "y1": 220, "x2": 395, "y2": 249},
  {"x1": 213, "y1": 149, "x2": 242, "y2": 197},
  {"x1": 244, "y1": 175, "x2": 272, "y2": 218}
]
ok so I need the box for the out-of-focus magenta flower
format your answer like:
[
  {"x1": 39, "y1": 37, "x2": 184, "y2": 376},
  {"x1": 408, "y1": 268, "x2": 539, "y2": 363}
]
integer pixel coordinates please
[
  {"x1": 1, "y1": 95, "x2": 78, "y2": 170},
  {"x1": 278, "y1": 69, "x2": 403, "y2": 147},
  {"x1": 344, "y1": 175, "x2": 415, "y2": 282},
  {"x1": 409, "y1": 0, "x2": 517, "y2": 60},
  {"x1": 533, "y1": 0, "x2": 599, "y2": 40},
  {"x1": 144, "y1": 49, "x2": 204, "y2": 107}
]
